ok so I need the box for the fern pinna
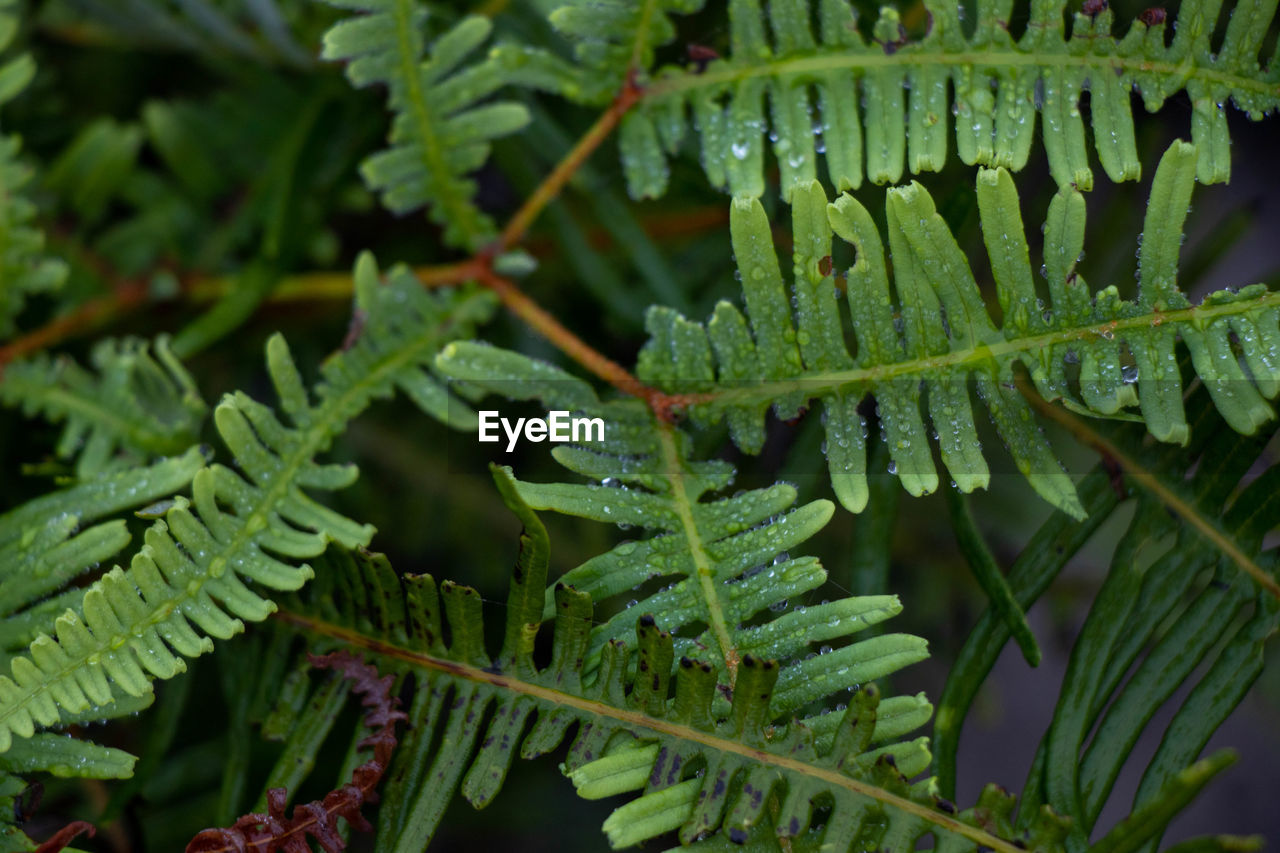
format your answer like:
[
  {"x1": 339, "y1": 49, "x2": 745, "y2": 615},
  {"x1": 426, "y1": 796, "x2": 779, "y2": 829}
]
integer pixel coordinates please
[
  {"x1": 0, "y1": 256, "x2": 490, "y2": 760},
  {"x1": 438, "y1": 345, "x2": 930, "y2": 708},
  {"x1": 319, "y1": 1, "x2": 531, "y2": 251},
  {"x1": 933, "y1": 388, "x2": 1280, "y2": 849},
  {"x1": 636, "y1": 141, "x2": 1280, "y2": 525},
  {"x1": 603, "y1": 0, "x2": 1280, "y2": 198},
  {"x1": 0, "y1": 336, "x2": 206, "y2": 478}
]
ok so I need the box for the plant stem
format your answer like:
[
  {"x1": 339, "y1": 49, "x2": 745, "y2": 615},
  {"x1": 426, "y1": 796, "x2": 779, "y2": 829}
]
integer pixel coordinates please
[
  {"x1": 494, "y1": 75, "x2": 644, "y2": 254},
  {"x1": 655, "y1": 420, "x2": 740, "y2": 679},
  {"x1": 0, "y1": 282, "x2": 147, "y2": 375},
  {"x1": 474, "y1": 267, "x2": 664, "y2": 407}
]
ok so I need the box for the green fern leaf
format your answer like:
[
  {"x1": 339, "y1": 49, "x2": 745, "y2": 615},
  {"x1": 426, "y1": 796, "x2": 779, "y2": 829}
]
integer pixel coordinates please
[
  {"x1": 0, "y1": 254, "x2": 493, "y2": 754},
  {"x1": 934, "y1": 391, "x2": 1280, "y2": 850},
  {"x1": 616, "y1": 0, "x2": 1280, "y2": 199},
  {"x1": 635, "y1": 141, "x2": 1280, "y2": 521},
  {"x1": 0, "y1": 732, "x2": 135, "y2": 779},
  {"x1": 0, "y1": 0, "x2": 67, "y2": 339},
  {"x1": 268, "y1": 473, "x2": 1229, "y2": 851},
  {"x1": 268, "y1": 476, "x2": 1067, "y2": 853},
  {"x1": 1040, "y1": 418, "x2": 1279, "y2": 847},
  {"x1": 0, "y1": 336, "x2": 207, "y2": 478},
  {"x1": 437, "y1": 342, "x2": 930, "y2": 717},
  {"x1": 0, "y1": 448, "x2": 208, "y2": 650},
  {"x1": 320, "y1": 1, "x2": 531, "y2": 250}
]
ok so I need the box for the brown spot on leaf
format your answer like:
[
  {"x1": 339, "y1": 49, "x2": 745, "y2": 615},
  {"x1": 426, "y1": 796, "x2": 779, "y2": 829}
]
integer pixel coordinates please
[{"x1": 687, "y1": 43, "x2": 719, "y2": 72}]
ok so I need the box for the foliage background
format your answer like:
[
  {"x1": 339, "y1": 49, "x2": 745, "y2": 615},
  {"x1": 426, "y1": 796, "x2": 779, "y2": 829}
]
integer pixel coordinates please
[{"x1": 0, "y1": 0, "x2": 1277, "y2": 848}]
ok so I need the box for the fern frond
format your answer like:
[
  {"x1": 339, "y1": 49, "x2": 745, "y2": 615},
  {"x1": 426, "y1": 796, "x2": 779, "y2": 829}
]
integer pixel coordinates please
[
  {"x1": 935, "y1": 392, "x2": 1280, "y2": 849},
  {"x1": 0, "y1": 448, "x2": 208, "y2": 650},
  {"x1": 0, "y1": 0, "x2": 67, "y2": 338},
  {"x1": 0, "y1": 336, "x2": 207, "y2": 477},
  {"x1": 320, "y1": 1, "x2": 530, "y2": 250},
  {"x1": 635, "y1": 141, "x2": 1280, "y2": 523},
  {"x1": 617, "y1": 0, "x2": 1280, "y2": 199},
  {"x1": 272, "y1": 475, "x2": 1233, "y2": 852},
  {"x1": 269, "y1": 476, "x2": 1074, "y2": 853},
  {"x1": 0, "y1": 254, "x2": 493, "y2": 754},
  {"x1": 437, "y1": 342, "x2": 930, "y2": 718},
  {"x1": 1038, "y1": 414, "x2": 1278, "y2": 848}
]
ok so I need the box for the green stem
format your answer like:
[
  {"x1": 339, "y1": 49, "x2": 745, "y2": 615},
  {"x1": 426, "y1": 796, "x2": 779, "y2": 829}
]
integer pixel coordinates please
[
  {"x1": 655, "y1": 421, "x2": 740, "y2": 679},
  {"x1": 644, "y1": 47, "x2": 1278, "y2": 101},
  {"x1": 685, "y1": 291, "x2": 1280, "y2": 409}
]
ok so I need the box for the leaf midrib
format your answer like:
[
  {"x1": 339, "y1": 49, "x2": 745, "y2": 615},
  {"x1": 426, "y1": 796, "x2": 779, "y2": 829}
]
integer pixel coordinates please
[
  {"x1": 393, "y1": 0, "x2": 485, "y2": 246},
  {"x1": 5, "y1": 380, "x2": 189, "y2": 454},
  {"x1": 628, "y1": 0, "x2": 660, "y2": 72},
  {"x1": 644, "y1": 45, "x2": 1278, "y2": 99},
  {"x1": 689, "y1": 290, "x2": 1280, "y2": 408},
  {"x1": 655, "y1": 422, "x2": 739, "y2": 678}
]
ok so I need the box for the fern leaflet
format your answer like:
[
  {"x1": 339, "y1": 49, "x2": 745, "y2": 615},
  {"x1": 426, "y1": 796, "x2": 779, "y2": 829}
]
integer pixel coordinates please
[
  {"x1": 546, "y1": 0, "x2": 706, "y2": 101},
  {"x1": 0, "y1": 336, "x2": 207, "y2": 478},
  {"x1": 0, "y1": 0, "x2": 67, "y2": 339},
  {"x1": 634, "y1": 141, "x2": 1280, "y2": 525},
  {"x1": 1031, "y1": 397, "x2": 1276, "y2": 847},
  {"x1": 614, "y1": 0, "x2": 1280, "y2": 199},
  {"x1": 927, "y1": 393, "x2": 1278, "y2": 853},
  {"x1": 0, "y1": 449, "x2": 208, "y2": 654},
  {"x1": 438, "y1": 342, "x2": 931, "y2": 718},
  {"x1": 320, "y1": 1, "x2": 530, "y2": 250},
  {"x1": 0, "y1": 254, "x2": 493, "y2": 754}
]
